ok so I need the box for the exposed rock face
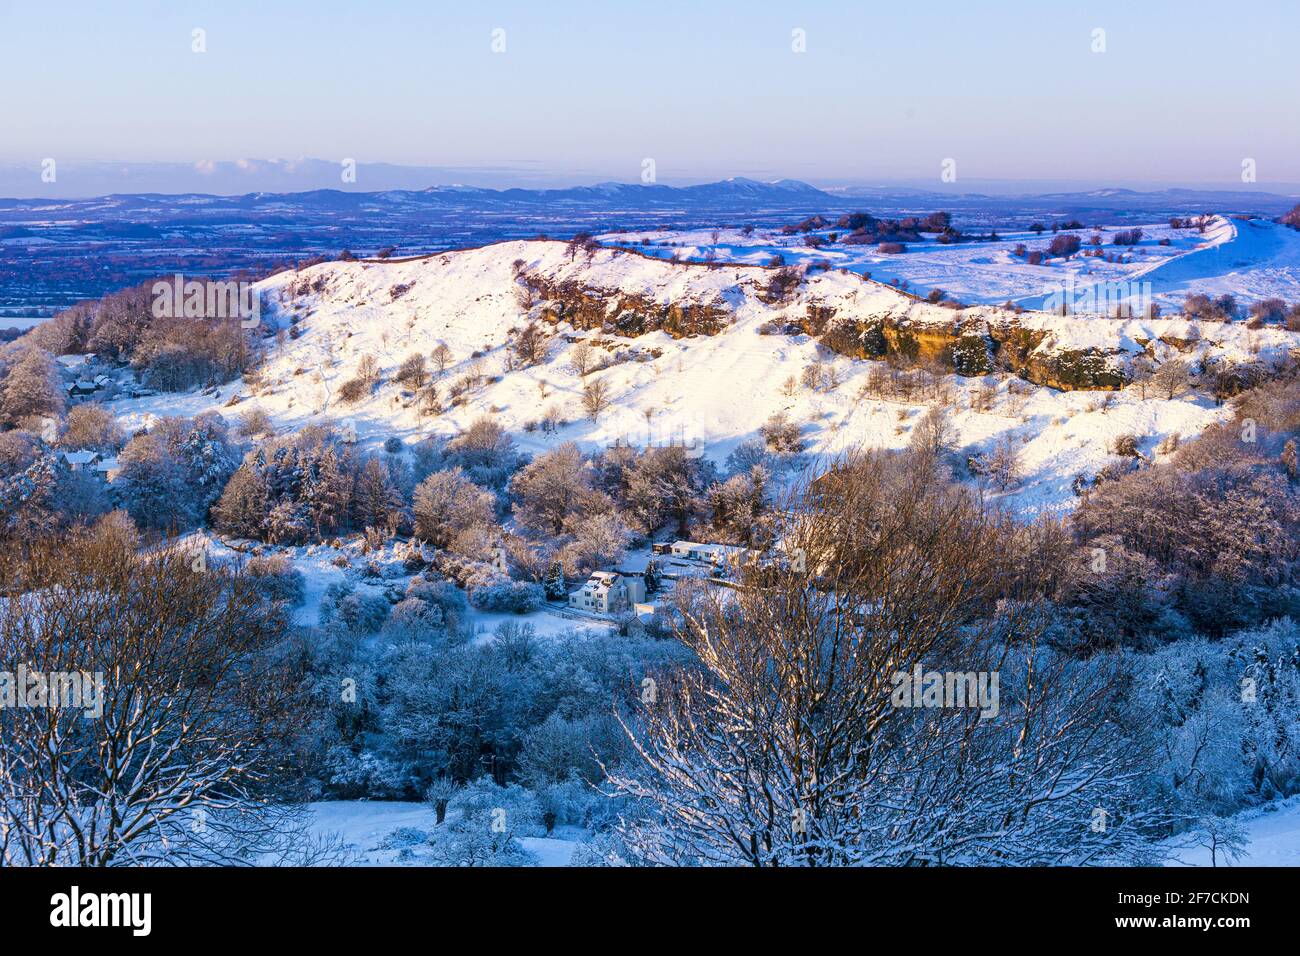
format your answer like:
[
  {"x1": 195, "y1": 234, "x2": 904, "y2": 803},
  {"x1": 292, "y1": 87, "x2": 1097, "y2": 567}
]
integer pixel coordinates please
[
  {"x1": 814, "y1": 309, "x2": 1126, "y2": 390},
  {"x1": 523, "y1": 273, "x2": 729, "y2": 338}
]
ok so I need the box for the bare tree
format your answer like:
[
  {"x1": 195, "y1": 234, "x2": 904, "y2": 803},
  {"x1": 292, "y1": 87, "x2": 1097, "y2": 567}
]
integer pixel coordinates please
[
  {"x1": 0, "y1": 520, "x2": 319, "y2": 866},
  {"x1": 1129, "y1": 354, "x2": 1154, "y2": 400},
  {"x1": 356, "y1": 353, "x2": 382, "y2": 386},
  {"x1": 606, "y1": 451, "x2": 1161, "y2": 866},
  {"x1": 1152, "y1": 358, "x2": 1190, "y2": 400},
  {"x1": 513, "y1": 322, "x2": 548, "y2": 366},
  {"x1": 430, "y1": 342, "x2": 453, "y2": 376},
  {"x1": 581, "y1": 378, "x2": 612, "y2": 421},
  {"x1": 396, "y1": 353, "x2": 428, "y2": 388},
  {"x1": 909, "y1": 405, "x2": 955, "y2": 460},
  {"x1": 570, "y1": 341, "x2": 597, "y2": 378}
]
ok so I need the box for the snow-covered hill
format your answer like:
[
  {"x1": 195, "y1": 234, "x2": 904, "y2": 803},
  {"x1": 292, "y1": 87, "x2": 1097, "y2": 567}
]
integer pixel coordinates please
[{"x1": 113, "y1": 238, "x2": 1300, "y2": 516}]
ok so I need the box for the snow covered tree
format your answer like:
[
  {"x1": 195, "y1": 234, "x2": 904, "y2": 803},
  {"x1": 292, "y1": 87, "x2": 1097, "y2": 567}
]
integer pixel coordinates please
[
  {"x1": 607, "y1": 451, "x2": 1162, "y2": 866},
  {"x1": 623, "y1": 445, "x2": 709, "y2": 536},
  {"x1": 0, "y1": 452, "x2": 64, "y2": 539},
  {"x1": 543, "y1": 560, "x2": 567, "y2": 601},
  {"x1": 561, "y1": 510, "x2": 631, "y2": 576},
  {"x1": 643, "y1": 559, "x2": 662, "y2": 595},
  {"x1": 0, "y1": 523, "x2": 317, "y2": 865},
  {"x1": 59, "y1": 402, "x2": 122, "y2": 452},
  {"x1": 0, "y1": 347, "x2": 65, "y2": 424},
  {"x1": 1190, "y1": 815, "x2": 1249, "y2": 867},
  {"x1": 412, "y1": 467, "x2": 496, "y2": 548},
  {"x1": 114, "y1": 445, "x2": 199, "y2": 532},
  {"x1": 211, "y1": 463, "x2": 269, "y2": 539},
  {"x1": 425, "y1": 778, "x2": 460, "y2": 825},
  {"x1": 353, "y1": 455, "x2": 405, "y2": 532},
  {"x1": 511, "y1": 442, "x2": 605, "y2": 535},
  {"x1": 425, "y1": 778, "x2": 539, "y2": 866},
  {"x1": 707, "y1": 467, "x2": 769, "y2": 545}
]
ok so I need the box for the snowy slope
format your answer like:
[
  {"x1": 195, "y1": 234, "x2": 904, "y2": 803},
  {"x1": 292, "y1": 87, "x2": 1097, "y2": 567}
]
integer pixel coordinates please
[
  {"x1": 106, "y1": 238, "x2": 1300, "y2": 516},
  {"x1": 1166, "y1": 796, "x2": 1300, "y2": 867}
]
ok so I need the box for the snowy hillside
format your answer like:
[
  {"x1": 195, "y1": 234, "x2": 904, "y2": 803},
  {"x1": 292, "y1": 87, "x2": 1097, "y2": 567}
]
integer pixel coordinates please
[
  {"x1": 109, "y1": 236, "x2": 1300, "y2": 516},
  {"x1": 614, "y1": 215, "x2": 1300, "y2": 312}
]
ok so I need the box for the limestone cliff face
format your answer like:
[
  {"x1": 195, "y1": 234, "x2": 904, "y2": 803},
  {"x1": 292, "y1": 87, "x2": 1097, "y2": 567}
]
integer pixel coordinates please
[
  {"x1": 813, "y1": 307, "x2": 1128, "y2": 391},
  {"x1": 524, "y1": 273, "x2": 729, "y2": 339},
  {"x1": 527, "y1": 269, "x2": 1131, "y2": 390}
]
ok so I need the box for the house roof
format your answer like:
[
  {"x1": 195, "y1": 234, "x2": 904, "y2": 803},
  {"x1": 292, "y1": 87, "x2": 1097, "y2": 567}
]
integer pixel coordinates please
[{"x1": 62, "y1": 450, "x2": 100, "y2": 466}]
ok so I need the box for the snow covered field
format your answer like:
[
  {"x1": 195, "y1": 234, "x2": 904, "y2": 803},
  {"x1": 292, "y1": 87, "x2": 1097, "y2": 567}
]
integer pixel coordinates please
[{"x1": 610, "y1": 215, "x2": 1300, "y2": 312}]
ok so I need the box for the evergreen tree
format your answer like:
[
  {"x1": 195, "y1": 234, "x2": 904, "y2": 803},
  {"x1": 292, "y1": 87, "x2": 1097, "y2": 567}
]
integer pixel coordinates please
[
  {"x1": 212, "y1": 464, "x2": 269, "y2": 539},
  {"x1": 544, "y1": 560, "x2": 567, "y2": 601},
  {"x1": 643, "y1": 559, "x2": 662, "y2": 595},
  {"x1": 354, "y1": 456, "x2": 404, "y2": 530}
]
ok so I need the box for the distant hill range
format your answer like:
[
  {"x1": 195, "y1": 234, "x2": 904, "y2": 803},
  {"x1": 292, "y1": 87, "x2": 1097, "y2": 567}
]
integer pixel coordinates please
[{"x1": 2, "y1": 175, "x2": 1296, "y2": 316}]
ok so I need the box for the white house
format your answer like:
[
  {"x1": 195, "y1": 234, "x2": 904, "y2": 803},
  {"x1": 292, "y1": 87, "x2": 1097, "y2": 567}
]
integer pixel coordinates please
[
  {"x1": 669, "y1": 540, "x2": 760, "y2": 570},
  {"x1": 568, "y1": 571, "x2": 647, "y2": 614}
]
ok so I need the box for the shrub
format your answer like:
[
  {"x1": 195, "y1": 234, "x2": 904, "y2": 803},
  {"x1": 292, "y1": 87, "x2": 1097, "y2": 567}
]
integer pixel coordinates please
[
  {"x1": 337, "y1": 377, "x2": 369, "y2": 404},
  {"x1": 245, "y1": 553, "x2": 306, "y2": 606},
  {"x1": 1248, "y1": 298, "x2": 1287, "y2": 324},
  {"x1": 320, "y1": 581, "x2": 390, "y2": 632},
  {"x1": 1048, "y1": 234, "x2": 1081, "y2": 258},
  {"x1": 237, "y1": 406, "x2": 273, "y2": 438},
  {"x1": 468, "y1": 574, "x2": 545, "y2": 613},
  {"x1": 760, "y1": 413, "x2": 805, "y2": 454}
]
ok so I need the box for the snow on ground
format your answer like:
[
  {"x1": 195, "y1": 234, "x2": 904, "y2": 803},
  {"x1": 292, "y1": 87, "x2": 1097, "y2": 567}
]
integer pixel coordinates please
[
  {"x1": 608, "y1": 215, "x2": 1300, "y2": 314},
  {"x1": 308, "y1": 794, "x2": 1300, "y2": 867},
  {"x1": 93, "y1": 235, "x2": 1300, "y2": 520},
  {"x1": 306, "y1": 801, "x2": 580, "y2": 867},
  {"x1": 1165, "y1": 796, "x2": 1300, "y2": 867}
]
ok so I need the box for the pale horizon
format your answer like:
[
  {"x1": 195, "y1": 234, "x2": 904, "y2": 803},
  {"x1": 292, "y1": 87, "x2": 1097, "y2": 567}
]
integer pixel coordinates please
[{"x1": 3, "y1": 0, "x2": 1299, "y2": 195}]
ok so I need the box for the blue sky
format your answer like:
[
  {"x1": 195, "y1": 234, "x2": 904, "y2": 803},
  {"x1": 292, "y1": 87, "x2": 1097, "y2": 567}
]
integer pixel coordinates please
[{"x1": 1, "y1": 0, "x2": 1297, "y2": 189}]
